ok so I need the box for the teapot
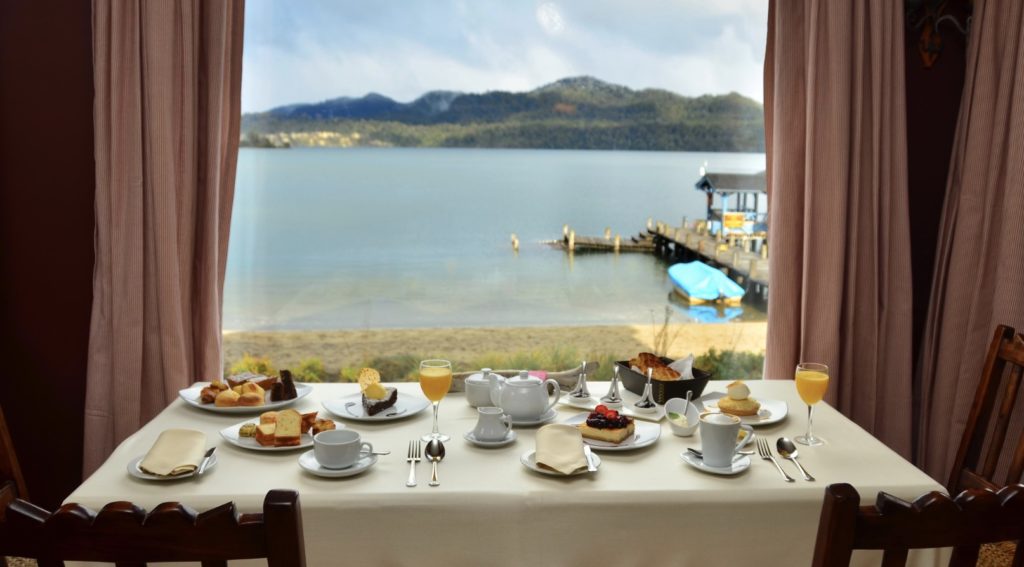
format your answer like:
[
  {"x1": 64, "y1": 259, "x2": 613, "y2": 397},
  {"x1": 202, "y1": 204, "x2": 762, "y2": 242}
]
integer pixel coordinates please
[{"x1": 490, "y1": 370, "x2": 560, "y2": 420}]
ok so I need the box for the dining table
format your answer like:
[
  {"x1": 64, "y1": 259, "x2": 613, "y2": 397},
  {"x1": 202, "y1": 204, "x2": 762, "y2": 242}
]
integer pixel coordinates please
[{"x1": 68, "y1": 379, "x2": 947, "y2": 566}]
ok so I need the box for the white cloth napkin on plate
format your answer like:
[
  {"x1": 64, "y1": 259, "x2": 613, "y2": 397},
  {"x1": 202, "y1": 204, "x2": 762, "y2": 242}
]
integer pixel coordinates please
[
  {"x1": 139, "y1": 429, "x2": 206, "y2": 476},
  {"x1": 668, "y1": 354, "x2": 695, "y2": 380},
  {"x1": 535, "y1": 424, "x2": 587, "y2": 475}
]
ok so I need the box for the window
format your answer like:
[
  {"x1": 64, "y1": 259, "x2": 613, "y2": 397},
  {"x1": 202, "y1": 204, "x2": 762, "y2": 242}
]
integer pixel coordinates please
[{"x1": 226, "y1": 1, "x2": 769, "y2": 383}]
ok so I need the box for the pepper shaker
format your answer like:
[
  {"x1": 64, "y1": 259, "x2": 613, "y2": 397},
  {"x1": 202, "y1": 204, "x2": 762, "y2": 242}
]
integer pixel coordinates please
[
  {"x1": 600, "y1": 365, "x2": 624, "y2": 408},
  {"x1": 633, "y1": 367, "x2": 657, "y2": 413},
  {"x1": 570, "y1": 360, "x2": 591, "y2": 399}
]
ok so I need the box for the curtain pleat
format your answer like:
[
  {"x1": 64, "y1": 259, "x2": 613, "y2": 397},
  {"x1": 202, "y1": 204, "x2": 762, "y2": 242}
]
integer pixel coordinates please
[
  {"x1": 764, "y1": 0, "x2": 914, "y2": 458},
  {"x1": 916, "y1": 0, "x2": 1024, "y2": 482},
  {"x1": 84, "y1": 0, "x2": 244, "y2": 475}
]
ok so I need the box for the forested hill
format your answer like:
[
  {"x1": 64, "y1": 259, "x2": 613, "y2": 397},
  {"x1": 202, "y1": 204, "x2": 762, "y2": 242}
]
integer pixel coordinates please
[{"x1": 241, "y1": 76, "x2": 765, "y2": 152}]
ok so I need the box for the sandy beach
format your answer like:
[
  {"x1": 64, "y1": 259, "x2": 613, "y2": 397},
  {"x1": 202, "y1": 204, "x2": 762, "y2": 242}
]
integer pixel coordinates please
[{"x1": 223, "y1": 322, "x2": 767, "y2": 379}]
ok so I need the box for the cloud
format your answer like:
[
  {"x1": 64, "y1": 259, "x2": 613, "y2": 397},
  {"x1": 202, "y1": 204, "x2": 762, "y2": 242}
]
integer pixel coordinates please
[{"x1": 241, "y1": 0, "x2": 768, "y2": 113}]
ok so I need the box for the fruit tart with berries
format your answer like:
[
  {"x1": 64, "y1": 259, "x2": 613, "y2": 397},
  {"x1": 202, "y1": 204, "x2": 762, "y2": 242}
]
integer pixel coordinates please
[{"x1": 576, "y1": 404, "x2": 636, "y2": 444}]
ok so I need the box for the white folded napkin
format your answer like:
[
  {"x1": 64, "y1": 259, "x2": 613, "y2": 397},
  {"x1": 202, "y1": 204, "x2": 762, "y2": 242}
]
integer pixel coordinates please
[
  {"x1": 139, "y1": 429, "x2": 206, "y2": 476},
  {"x1": 535, "y1": 424, "x2": 587, "y2": 475},
  {"x1": 669, "y1": 354, "x2": 695, "y2": 380}
]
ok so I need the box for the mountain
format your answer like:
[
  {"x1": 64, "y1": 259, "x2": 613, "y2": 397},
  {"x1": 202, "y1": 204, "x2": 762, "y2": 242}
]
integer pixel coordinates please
[{"x1": 241, "y1": 76, "x2": 765, "y2": 152}]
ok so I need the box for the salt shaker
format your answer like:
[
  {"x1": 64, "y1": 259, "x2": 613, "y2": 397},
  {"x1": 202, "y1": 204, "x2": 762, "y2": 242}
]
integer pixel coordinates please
[
  {"x1": 569, "y1": 360, "x2": 591, "y2": 399},
  {"x1": 600, "y1": 365, "x2": 624, "y2": 408},
  {"x1": 633, "y1": 367, "x2": 657, "y2": 413}
]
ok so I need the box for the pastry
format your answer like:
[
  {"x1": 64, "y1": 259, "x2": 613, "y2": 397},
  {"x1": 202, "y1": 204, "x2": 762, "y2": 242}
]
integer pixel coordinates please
[
  {"x1": 300, "y1": 411, "x2": 318, "y2": 434},
  {"x1": 214, "y1": 389, "x2": 240, "y2": 407},
  {"x1": 209, "y1": 380, "x2": 229, "y2": 392},
  {"x1": 255, "y1": 423, "x2": 276, "y2": 446},
  {"x1": 200, "y1": 386, "x2": 219, "y2": 404},
  {"x1": 239, "y1": 382, "x2": 265, "y2": 398},
  {"x1": 260, "y1": 411, "x2": 278, "y2": 425},
  {"x1": 717, "y1": 381, "x2": 760, "y2": 416},
  {"x1": 274, "y1": 409, "x2": 302, "y2": 447},
  {"x1": 577, "y1": 404, "x2": 635, "y2": 444},
  {"x1": 255, "y1": 376, "x2": 278, "y2": 390},
  {"x1": 237, "y1": 392, "x2": 264, "y2": 407},
  {"x1": 628, "y1": 352, "x2": 681, "y2": 381},
  {"x1": 270, "y1": 370, "x2": 298, "y2": 402},
  {"x1": 312, "y1": 419, "x2": 336, "y2": 435},
  {"x1": 358, "y1": 368, "x2": 397, "y2": 416},
  {"x1": 238, "y1": 423, "x2": 258, "y2": 438}
]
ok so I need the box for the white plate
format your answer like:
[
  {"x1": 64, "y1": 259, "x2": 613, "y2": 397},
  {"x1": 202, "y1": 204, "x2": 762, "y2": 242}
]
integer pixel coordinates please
[
  {"x1": 697, "y1": 392, "x2": 788, "y2": 426},
  {"x1": 562, "y1": 413, "x2": 661, "y2": 451},
  {"x1": 126, "y1": 453, "x2": 217, "y2": 481},
  {"x1": 219, "y1": 418, "x2": 321, "y2": 451},
  {"x1": 322, "y1": 393, "x2": 430, "y2": 422},
  {"x1": 178, "y1": 382, "x2": 312, "y2": 414},
  {"x1": 520, "y1": 450, "x2": 601, "y2": 476},
  {"x1": 463, "y1": 430, "x2": 517, "y2": 447},
  {"x1": 559, "y1": 395, "x2": 666, "y2": 422},
  {"x1": 298, "y1": 450, "x2": 377, "y2": 478},
  {"x1": 509, "y1": 408, "x2": 558, "y2": 426},
  {"x1": 680, "y1": 451, "x2": 751, "y2": 475}
]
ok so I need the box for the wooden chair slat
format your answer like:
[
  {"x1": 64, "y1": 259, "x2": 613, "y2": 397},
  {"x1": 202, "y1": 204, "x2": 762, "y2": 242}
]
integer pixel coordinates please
[
  {"x1": 0, "y1": 490, "x2": 305, "y2": 566},
  {"x1": 982, "y1": 363, "x2": 1023, "y2": 479},
  {"x1": 0, "y1": 405, "x2": 27, "y2": 503}
]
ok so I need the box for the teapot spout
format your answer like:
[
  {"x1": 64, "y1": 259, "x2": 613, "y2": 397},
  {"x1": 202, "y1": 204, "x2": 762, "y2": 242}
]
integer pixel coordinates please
[{"x1": 489, "y1": 372, "x2": 505, "y2": 407}]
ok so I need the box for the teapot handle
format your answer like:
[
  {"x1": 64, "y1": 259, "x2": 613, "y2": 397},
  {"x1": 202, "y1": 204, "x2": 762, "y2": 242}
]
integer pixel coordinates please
[{"x1": 544, "y1": 379, "x2": 560, "y2": 413}]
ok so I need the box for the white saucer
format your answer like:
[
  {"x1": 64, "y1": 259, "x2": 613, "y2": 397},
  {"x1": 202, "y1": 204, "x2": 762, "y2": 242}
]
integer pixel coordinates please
[
  {"x1": 562, "y1": 413, "x2": 661, "y2": 451},
  {"x1": 298, "y1": 450, "x2": 377, "y2": 478},
  {"x1": 322, "y1": 393, "x2": 430, "y2": 422},
  {"x1": 509, "y1": 409, "x2": 558, "y2": 426},
  {"x1": 127, "y1": 454, "x2": 217, "y2": 481},
  {"x1": 697, "y1": 393, "x2": 788, "y2": 426},
  {"x1": 679, "y1": 451, "x2": 751, "y2": 475},
  {"x1": 463, "y1": 430, "x2": 517, "y2": 447},
  {"x1": 520, "y1": 450, "x2": 600, "y2": 476}
]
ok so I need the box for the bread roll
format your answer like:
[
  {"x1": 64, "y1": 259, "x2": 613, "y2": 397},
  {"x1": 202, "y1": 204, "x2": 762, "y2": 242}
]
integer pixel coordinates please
[
  {"x1": 214, "y1": 389, "x2": 240, "y2": 407},
  {"x1": 237, "y1": 392, "x2": 264, "y2": 407}
]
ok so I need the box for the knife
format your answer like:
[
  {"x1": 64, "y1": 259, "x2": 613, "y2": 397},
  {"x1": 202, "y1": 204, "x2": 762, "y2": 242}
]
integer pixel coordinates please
[
  {"x1": 196, "y1": 447, "x2": 216, "y2": 477},
  {"x1": 583, "y1": 445, "x2": 597, "y2": 472}
]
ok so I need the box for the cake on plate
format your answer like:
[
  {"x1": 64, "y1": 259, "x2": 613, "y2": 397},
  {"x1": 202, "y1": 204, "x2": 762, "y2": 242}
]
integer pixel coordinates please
[
  {"x1": 359, "y1": 367, "x2": 397, "y2": 416},
  {"x1": 577, "y1": 404, "x2": 635, "y2": 444},
  {"x1": 717, "y1": 381, "x2": 761, "y2": 417}
]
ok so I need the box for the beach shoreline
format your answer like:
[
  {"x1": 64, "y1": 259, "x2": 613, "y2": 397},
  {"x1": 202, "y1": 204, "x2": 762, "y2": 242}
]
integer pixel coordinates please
[{"x1": 223, "y1": 322, "x2": 767, "y2": 379}]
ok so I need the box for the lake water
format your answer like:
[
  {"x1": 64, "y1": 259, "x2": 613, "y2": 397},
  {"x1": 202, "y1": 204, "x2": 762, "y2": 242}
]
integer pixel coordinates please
[{"x1": 225, "y1": 148, "x2": 767, "y2": 330}]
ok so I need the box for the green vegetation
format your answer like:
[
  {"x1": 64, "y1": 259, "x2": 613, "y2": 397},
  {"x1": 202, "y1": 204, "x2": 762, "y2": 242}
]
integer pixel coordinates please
[
  {"x1": 240, "y1": 76, "x2": 765, "y2": 152},
  {"x1": 224, "y1": 346, "x2": 764, "y2": 383}
]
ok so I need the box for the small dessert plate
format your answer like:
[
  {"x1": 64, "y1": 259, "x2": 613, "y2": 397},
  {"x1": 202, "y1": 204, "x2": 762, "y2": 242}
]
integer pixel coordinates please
[
  {"x1": 463, "y1": 430, "x2": 517, "y2": 448},
  {"x1": 697, "y1": 393, "x2": 788, "y2": 426},
  {"x1": 679, "y1": 451, "x2": 751, "y2": 476},
  {"x1": 127, "y1": 454, "x2": 218, "y2": 481},
  {"x1": 219, "y1": 419, "x2": 318, "y2": 452},
  {"x1": 298, "y1": 450, "x2": 377, "y2": 478},
  {"x1": 561, "y1": 413, "x2": 661, "y2": 451},
  {"x1": 178, "y1": 382, "x2": 312, "y2": 414},
  {"x1": 322, "y1": 393, "x2": 430, "y2": 422},
  {"x1": 520, "y1": 450, "x2": 601, "y2": 476},
  {"x1": 509, "y1": 409, "x2": 559, "y2": 427}
]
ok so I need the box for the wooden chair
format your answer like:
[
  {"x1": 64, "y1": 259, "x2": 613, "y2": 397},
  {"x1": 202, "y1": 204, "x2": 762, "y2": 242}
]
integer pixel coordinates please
[
  {"x1": 949, "y1": 324, "x2": 1024, "y2": 494},
  {"x1": 0, "y1": 489, "x2": 306, "y2": 566},
  {"x1": 812, "y1": 483, "x2": 1024, "y2": 566},
  {"x1": 0, "y1": 404, "x2": 27, "y2": 505}
]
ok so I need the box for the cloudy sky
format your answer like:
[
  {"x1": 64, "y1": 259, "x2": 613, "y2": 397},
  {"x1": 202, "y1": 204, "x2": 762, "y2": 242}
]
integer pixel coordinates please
[{"x1": 242, "y1": 0, "x2": 768, "y2": 113}]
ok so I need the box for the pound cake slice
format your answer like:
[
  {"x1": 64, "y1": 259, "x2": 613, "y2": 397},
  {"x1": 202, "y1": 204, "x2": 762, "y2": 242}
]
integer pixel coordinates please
[{"x1": 274, "y1": 409, "x2": 302, "y2": 447}]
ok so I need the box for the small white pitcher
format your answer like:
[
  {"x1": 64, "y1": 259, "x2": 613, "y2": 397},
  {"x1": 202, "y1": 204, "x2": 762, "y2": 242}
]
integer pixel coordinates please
[{"x1": 472, "y1": 407, "x2": 513, "y2": 441}]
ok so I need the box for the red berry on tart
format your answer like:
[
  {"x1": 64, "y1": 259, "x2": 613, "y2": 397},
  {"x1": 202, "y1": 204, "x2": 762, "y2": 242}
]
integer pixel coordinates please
[{"x1": 577, "y1": 404, "x2": 635, "y2": 444}]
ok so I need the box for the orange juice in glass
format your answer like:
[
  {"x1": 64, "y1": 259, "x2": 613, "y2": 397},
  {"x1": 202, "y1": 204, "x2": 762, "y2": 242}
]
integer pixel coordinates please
[
  {"x1": 795, "y1": 362, "x2": 829, "y2": 446},
  {"x1": 420, "y1": 360, "x2": 452, "y2": 441}
]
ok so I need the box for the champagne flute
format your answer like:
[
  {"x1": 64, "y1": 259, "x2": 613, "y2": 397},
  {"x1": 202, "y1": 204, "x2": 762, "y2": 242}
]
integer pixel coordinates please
[
  {"x1": 420, "y1": 359, "x2": 452, "y2": 442},
  {"x1": 794, "y1": 362, "x2": 829, "y2": 446}
]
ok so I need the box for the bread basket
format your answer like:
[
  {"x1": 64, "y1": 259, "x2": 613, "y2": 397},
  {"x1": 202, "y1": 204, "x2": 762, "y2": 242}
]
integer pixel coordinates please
[{"x1": 616, "y1": 357, "x2": 712, "y2": 405}]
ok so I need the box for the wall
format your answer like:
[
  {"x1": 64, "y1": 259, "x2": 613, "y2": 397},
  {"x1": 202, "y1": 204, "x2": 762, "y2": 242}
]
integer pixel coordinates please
[{"x1": 0, "y1": 1, "x2": 95, "y2": 509}]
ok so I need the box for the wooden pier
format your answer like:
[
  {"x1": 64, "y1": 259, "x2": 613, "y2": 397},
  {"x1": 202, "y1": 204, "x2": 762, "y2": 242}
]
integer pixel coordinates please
[{"x1": 552, "y1": 219, "x2": 770, "y2": 304}]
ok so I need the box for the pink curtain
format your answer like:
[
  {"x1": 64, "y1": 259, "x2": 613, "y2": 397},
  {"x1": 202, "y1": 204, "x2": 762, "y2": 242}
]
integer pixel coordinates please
[
  {"x1": 85, "y1": 0, "x2": 244, "y2": 475},
  {"x1": 917, "y1": 0, "x2": 1024, "y2": 481},
  {"x1": 763, "y1": 0, "x2": 915, "y2": 457}
]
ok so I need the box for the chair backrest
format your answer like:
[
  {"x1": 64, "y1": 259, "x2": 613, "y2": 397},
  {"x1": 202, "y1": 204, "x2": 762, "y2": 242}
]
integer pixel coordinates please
[
  {"x1": 812, "y1": 483, "x2": 1024, "y2": 566},
  {"x1": 0, "y1": 489, "x2": 305, "y2": 567},
  {"x1": 0, "y1": 404, "x2": 27, "y2": 504},
  {"x1": 949, "y1": 324, "x2": 1024, "y2": 494}
]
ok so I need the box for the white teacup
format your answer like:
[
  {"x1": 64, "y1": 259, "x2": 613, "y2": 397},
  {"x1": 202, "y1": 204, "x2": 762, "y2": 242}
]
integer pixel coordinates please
[
  {"x1": 699, "y1": 412, "x2": 753, "y2": 468},
  {"x1": 314, "y1": 429, "x2": 373, "y2": 469},
  {"x1": 472, "y1": 406, "x2": 512, "y2": 441}
]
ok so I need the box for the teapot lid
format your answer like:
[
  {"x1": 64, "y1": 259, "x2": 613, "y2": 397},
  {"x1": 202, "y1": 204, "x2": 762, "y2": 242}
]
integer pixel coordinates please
[{"x1": 510, "y1": 370, "x2": 542, "y2": 385}]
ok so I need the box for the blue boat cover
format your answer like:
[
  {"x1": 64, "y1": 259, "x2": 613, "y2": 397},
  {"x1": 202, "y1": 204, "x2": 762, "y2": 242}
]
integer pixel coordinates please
[{"x1": 668, "y1": 261, "x2": 745, "y2": 302}]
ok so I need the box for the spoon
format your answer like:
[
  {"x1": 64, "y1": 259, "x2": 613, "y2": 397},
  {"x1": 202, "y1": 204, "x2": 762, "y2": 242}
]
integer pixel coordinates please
[
  {"x1": 425, "y1": 439, "x2": 445, "y2": 487},
  {"x1": 687, "y1": 447, "x2": 754, "y2": 458},
  {"x1": 776, "y1": 437, "x2": 814, "y2": 481},
  {"x1": 683, "y1": 390, "x2": 693, "y2": 415}
]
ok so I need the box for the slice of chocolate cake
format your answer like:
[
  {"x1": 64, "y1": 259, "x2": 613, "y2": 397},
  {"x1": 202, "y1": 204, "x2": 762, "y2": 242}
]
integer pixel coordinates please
[
  {"x1": 362, "y1": 386, "x2": 398, "y2": 416},
  {"x1": 270, "y1": 369, "x2": 298, "y2": 402}
]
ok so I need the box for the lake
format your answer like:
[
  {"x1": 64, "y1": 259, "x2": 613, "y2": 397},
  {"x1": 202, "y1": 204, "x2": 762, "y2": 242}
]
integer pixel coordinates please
[{"x1": 225, "y1": 147, "x2": 767, "y2": 330}]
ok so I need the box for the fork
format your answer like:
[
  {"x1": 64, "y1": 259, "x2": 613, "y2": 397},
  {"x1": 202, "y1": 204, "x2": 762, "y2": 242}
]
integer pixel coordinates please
[
  {"x1": 406, "y1": 440, "x2": 421, "y2": 487},
  {"x1": 756, "y1": 438, "x2": 794, "y2": 483}
]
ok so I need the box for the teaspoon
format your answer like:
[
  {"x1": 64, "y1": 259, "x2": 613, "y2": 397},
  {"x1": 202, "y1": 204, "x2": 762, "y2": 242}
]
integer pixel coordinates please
[
  {"x1": 425, "y1": 439, "x2": 446, "y2": 487},
  {"x1": 776, "y1": 437, "x2": 814, "y2": 481}
]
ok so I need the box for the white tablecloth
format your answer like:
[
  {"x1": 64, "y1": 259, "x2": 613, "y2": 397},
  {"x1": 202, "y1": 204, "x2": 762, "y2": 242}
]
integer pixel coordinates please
[{"x1": 69, "y1": 381, "x2": 946, "y2": 566}]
